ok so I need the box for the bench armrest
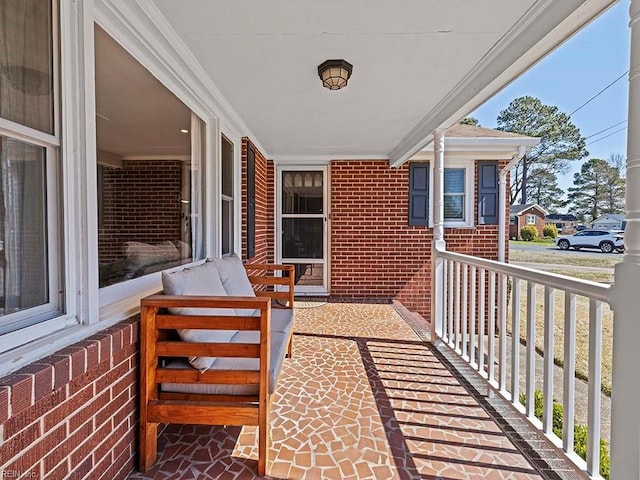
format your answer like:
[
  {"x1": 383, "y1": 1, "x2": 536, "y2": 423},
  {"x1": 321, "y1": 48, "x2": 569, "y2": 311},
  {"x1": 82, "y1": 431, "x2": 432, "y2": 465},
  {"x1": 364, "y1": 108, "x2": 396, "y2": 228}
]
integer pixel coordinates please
[{"x1": 244, "y1": 264, "x2": 295, "y2": 308}]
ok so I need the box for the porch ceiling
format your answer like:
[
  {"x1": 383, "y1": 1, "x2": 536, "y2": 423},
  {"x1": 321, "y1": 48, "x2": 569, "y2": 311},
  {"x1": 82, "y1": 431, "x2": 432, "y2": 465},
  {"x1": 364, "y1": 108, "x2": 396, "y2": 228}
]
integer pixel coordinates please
[{"x1": 151, "y1": 0, "x2": 616, "y2": 163}]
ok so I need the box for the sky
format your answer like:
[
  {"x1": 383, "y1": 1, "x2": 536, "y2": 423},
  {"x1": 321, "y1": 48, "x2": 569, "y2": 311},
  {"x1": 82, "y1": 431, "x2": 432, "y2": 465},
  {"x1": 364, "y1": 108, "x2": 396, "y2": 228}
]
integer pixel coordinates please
[{"x1": 472, "y1": 0, "x2": 630, "y2": 198}]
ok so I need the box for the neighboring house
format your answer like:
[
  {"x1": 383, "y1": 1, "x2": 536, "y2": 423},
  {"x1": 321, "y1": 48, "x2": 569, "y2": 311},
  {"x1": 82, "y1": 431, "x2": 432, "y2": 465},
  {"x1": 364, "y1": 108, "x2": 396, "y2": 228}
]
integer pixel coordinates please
[
  {"x1": 591, "y1": 213, "x2": 626, "y2": 230},
  {"x1": 509, "y1": 204, "x2": 548, "y2": 239},
  {"x1": 546, "y1": 213, "x2": 579, "y2": 233}
]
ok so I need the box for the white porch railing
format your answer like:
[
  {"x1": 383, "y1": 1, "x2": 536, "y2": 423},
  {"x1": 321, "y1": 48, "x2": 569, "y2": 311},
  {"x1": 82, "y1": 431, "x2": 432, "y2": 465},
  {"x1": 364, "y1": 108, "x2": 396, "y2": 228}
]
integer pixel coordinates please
[{"x1": 434, "y1": 250, "x2": 611, "y2": 479}]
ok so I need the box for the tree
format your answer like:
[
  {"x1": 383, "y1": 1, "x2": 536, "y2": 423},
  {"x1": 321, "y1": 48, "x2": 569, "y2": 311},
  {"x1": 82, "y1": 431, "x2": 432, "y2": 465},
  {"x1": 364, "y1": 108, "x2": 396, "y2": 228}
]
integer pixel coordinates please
[
  {"x1": 497, "y1": 96, "x2": 588, "y2": 204},
  {"x1": 459, "y1": 117, "x2": 480, "y2": 126},
  {"x1": 526, "y1": 167, "x2": 566, "y2": 211},
  {"x1": 567, "y1": 158, "x2": 625, "y2": 222}
]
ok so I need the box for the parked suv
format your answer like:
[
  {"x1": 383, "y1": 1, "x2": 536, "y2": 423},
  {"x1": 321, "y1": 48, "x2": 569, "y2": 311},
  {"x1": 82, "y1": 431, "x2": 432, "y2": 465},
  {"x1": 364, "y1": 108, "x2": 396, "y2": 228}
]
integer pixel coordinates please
[{"x1": 555, "y1": 229, "x2": 624, "y2": 253}]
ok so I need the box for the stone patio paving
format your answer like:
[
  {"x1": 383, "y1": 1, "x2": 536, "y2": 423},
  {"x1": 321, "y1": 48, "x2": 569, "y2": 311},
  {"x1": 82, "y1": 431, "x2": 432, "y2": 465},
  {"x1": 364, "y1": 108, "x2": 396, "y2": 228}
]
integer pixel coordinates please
[{"x1": 128, "y1": 302, "x2": 578, "y2": 480}]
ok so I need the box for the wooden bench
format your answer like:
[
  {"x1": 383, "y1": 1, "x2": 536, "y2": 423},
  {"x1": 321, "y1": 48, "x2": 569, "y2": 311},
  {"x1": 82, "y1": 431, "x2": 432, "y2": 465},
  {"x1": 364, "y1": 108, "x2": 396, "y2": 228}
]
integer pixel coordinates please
[{"x1": 139, "y1": 261, "x2": 295, "y2": 476}]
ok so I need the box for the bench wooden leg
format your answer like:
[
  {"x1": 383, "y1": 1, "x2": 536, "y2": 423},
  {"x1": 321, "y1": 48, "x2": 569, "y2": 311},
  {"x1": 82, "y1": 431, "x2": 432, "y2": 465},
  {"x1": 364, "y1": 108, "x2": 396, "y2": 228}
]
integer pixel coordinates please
[
  {"x1": 139, "y1": 421, "x2": 158, "y2": 472},
  {"x1": 286, "y1": 335, "x2": 293, "y2": 358},
  {"x1": 258, "y1": 397, "x2": 270, "y2": 476}
]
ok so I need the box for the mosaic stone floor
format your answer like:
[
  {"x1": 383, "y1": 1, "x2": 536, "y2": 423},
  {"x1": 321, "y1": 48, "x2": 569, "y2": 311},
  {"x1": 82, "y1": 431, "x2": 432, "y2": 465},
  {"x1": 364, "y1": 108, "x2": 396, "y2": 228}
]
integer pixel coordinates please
[{"x1": 128, "y1": 302, "x2": 564, "y2": 480}]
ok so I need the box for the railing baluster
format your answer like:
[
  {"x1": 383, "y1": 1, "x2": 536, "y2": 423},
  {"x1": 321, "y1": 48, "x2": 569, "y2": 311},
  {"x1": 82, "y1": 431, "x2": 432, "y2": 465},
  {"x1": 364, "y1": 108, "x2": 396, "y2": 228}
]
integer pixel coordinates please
[
  {"x1": 470, "y1": 266, "x2": 477, "y2": 367},
  {"x1": 488, "y1": 271, "x2": 496, "y2": 383},
  {"x1": 454, "y1": 261, "x2": 461, "y2": 351},
  {"x1": 442, "y1": 258, "x2": 448, "y2": 342},
  {"x1": 543, "y1": 285, "x2": 555, "y2": 435},
  {"x1": 498, "y1": 273, "x2": 508, "y2": 392},
  {"x1": 462, "y1": 264, "x2": 469, "y2": 361},
  {"x1": 478, "y1": 268, "x2": 486, "y2": 375},
  {"x1": 448, "y1": 260, "x2": 454, "y2": 346},
  {"x1": 526, "y1": 281, "x2": 536, "y2": 419},
  {"x1": 587, "y1": 299, "x2": 602, "y2": 476},
  {"x1": 563, "y1": 292, "x2": 576, "y2": 454},
  {"x1": 511, "y1": 277, "x2": 521, "y2": 403},
  {"x1": 432, "y1": 250, "x2": 611, "y2": 479}
]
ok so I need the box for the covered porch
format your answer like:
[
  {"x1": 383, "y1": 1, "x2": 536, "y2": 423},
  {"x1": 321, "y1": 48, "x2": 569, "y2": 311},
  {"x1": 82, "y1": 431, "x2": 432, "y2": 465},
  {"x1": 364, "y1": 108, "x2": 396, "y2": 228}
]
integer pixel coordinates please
[{"x1": 128, "y1": 301, "x2": 576, "y2": 480}]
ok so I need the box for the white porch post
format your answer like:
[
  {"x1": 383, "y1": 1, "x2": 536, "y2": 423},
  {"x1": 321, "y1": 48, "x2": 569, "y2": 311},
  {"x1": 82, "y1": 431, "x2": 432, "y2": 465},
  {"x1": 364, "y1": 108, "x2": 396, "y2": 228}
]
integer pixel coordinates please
[
  {"x1": 610, "y1": 2, "x2": 640, "y2": 478},
  {"x1": 431, "y1": 129, "x2": 446, "y2": 342}
]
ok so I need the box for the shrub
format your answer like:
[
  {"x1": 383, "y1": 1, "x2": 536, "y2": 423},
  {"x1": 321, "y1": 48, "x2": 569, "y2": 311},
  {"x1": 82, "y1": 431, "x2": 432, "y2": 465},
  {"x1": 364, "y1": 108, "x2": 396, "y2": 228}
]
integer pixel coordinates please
[
  {"x1": 520, "y1": 225, "x2": 538, "y2": 241},
  {"x1": 543, "y1": 224, "x2": 558, "y2": 239},
  {"x1": 520, "y1": 390, "x2": 610, "y2": 479}
]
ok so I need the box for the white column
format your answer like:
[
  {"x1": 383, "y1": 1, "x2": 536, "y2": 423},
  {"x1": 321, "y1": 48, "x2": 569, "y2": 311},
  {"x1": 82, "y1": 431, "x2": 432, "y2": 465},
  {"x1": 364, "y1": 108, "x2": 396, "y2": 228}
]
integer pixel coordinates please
[
  {"x1": 431, "y1": 130, "x2": 446, "y2": 341},
  {"x1": 610, "y1": 2, "x2": 640, "y2": 478}
]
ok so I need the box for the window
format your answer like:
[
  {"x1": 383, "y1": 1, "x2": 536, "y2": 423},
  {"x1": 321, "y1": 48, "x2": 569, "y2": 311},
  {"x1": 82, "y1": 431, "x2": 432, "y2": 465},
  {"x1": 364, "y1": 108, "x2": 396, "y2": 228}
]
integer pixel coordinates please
[
  {"x1": 442, "y1": 163, "x2": 474, "y2": 227},
  {"x1": 444, "y1": 168, "x2": 465, "y2": 221},
  {"x1": 221, "y1": 135, "x2": 234, "y2": 255},
  {"x1": 94, "y1": 26, "x2": 205, "y2": 288},
  {"x1": 0, "y1": 0, "x2": 61, "y2": 334},
  {"x1": 526, "y1": 214, "x2": 537, "y2": 225}
]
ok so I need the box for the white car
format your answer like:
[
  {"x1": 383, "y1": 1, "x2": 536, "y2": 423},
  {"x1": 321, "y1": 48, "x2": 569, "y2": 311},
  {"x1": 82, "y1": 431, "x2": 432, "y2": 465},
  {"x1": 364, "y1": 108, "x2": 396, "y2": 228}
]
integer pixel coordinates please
[{"x1": 556, "y1": 229, "x2": 624, "y2": 253}]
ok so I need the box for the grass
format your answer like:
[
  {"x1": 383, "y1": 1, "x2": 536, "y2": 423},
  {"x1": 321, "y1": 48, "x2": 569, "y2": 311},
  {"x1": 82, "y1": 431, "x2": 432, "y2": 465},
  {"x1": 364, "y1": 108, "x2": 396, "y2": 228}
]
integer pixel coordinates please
[
  {"x1": 506, "y1": 250, "x2": 615, "y2": 396},
  {"x1": 507, "y1": 283, "x2": 613, "y2": 396},
  {"x1": 509, "y1": 249, "x2": 621, "y2": 269},
  {"x1": 509, "y1": 238, "x2": 556, "y2": 245}
]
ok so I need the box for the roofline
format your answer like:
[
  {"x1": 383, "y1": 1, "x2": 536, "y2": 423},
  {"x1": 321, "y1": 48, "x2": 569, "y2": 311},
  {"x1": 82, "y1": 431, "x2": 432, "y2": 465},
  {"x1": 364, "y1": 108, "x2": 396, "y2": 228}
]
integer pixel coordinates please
[
  {"x1": 511, "y1": 204, "x2": 548, "y2": 216},
  {"x1": 420, "y1": 137, "x2": 540, "y2": 153},
  {"x1": 387, "y1": 0, "x2": 616, "y2": 168}
]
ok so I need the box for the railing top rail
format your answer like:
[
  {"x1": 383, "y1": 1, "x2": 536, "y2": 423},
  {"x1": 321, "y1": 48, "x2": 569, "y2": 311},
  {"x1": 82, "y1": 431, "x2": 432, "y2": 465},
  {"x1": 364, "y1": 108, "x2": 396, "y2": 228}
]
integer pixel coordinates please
[{"x1": 437, "y1": 250, "x2": 611, "y2": 303}]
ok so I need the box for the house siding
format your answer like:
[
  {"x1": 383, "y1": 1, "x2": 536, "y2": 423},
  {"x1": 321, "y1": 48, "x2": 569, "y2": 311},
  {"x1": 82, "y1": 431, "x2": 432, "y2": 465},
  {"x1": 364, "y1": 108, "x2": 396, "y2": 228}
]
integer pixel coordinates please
[
  {"x1": 242, "y1": 138, "x2": 272, "y2": 265},
  {"x1": 0, "y1": 319, "x2": 139, "y2": 479},
  {"x1": 328, "y1": 160, "x2": 508, "y2": 318}
]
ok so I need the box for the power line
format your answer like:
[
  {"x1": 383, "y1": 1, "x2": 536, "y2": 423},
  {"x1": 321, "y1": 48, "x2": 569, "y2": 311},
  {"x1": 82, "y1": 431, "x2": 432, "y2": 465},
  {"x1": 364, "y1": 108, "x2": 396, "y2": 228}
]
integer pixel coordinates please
[
  {"x1": 569, "y1": 70, "x2": 630, "y2": 117},
  {"x1": 585, "y1": 126, "x2": 627, "y2": 146},
  {"x1": 585, "y1": 120, "x2": 627, "y2": 139}
]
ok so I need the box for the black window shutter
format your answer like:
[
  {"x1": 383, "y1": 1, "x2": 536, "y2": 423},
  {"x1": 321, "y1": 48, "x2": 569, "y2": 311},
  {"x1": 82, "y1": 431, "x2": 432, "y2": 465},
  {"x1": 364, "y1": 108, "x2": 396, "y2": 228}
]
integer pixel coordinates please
[
  {"x1": 478, "y1": 161, "x2": 499, "y2": 225},
  {"x1": 246, "y1": 146, "x2": 256, "y2": 258},
  {"x1": 409, "y1": 162, "x2": 429, "y2": 226}
]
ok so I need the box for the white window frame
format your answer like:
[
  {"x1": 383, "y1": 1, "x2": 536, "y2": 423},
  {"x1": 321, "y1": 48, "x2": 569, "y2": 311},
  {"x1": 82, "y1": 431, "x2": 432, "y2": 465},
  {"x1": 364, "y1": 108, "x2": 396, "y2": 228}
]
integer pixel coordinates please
[
  {"x1": 0, "y1": 0, "x2": 73, "y2": 354},
  {"x1": 429, "y1": 159, "x2": 474, "y2": 228},
  {"x1": 526, "y1": 214, "x2": 537, "y2": 225},
  {"x1": 220, "y1": 133, "x2": 235, "y2": 256}
]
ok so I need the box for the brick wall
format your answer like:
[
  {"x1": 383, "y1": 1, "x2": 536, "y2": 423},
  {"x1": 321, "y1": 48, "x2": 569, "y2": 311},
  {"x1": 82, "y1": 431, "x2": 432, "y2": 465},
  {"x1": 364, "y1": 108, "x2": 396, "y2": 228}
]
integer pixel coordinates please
[
  {"x1": 98, "y1": 160, "x2": 183, "y2": 263},
  {"x1": 0, "y1": 319, "x2": 139, "y2": 479},
  {"x1": 241, "y1": 138, "x2": 271, "y2": 265},
  {"x1": 330, "y1": 160, "x2": 508, "y2": 318}
]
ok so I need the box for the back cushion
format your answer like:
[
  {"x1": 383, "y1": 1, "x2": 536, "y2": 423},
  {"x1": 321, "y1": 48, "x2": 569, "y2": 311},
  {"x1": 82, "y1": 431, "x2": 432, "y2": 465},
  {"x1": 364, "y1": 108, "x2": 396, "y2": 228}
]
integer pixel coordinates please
[
  {"x1": 162, "y1": 262, "x2": 237, "y2": 371},
  {"x1": 211, "y1": 255, "x2": 259, "y2": 317}
]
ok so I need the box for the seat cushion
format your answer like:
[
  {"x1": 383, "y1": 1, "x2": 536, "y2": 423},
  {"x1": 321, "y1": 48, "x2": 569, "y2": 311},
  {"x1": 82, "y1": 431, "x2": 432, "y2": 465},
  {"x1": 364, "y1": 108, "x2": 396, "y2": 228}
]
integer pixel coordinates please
[
  {"x1": 272, "y1": 308, "x2": 294, "y2": 335},
  {"x1": 161, "y1": 330, "x2": 289, "y2": 396},
  {"x1": 161, "y1": 262, "x2": 237, "y2": 371},
  {"x1": 211, "y1": 255, "x2": 258, "y2": 317}
]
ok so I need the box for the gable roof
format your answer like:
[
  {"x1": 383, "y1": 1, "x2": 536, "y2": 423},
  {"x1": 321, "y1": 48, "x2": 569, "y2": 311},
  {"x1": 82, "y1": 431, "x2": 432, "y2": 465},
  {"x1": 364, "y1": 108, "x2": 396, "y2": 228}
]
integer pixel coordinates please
[
  {"x1": 547, "y1": 213, "x2": 578, "y2": 222},
  {"x1": 445, "y1": 124, "x2": 537, "y2": 140},
  {"x1": 592, "y1": 213, "x2": 625, "y2": 223},
  {"x1": 510, "y1": 203, "x2": 547, "y2": 216}
]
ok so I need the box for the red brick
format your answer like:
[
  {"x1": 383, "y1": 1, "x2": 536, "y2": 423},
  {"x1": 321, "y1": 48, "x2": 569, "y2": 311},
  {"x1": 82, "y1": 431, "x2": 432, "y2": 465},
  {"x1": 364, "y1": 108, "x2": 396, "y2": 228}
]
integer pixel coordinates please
[
  {"x1": 37, "y1": 354, "x2": 70, "y2": 390},
  {"x1": 20, "y1": 364, "x2": 53, "y2": 403},
  {"x1": 0, "y1": 421, "x2": 40, "y2": 462},
  {"x1": 0, "y1": 386, "x2": 9, "y2": 423},
  {"x1": 4, "y1": 387, "x2": 66, "y2": 438},
  {"x1": 2, "y1": 374, "x2": 33, "y2": 417}
]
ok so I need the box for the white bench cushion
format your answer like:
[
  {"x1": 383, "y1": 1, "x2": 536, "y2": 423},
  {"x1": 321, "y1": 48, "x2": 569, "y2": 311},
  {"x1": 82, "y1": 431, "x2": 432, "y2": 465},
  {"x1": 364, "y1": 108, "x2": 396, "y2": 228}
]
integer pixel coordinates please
[
  {"x1": 161, "y1": 330, "x2": 289, "y2": 396},
  {"x1": 210, "y1": 255, "x2": 258, "y2": 317},
  {"x1": 161, "y1": 262, "x2": 238, "y2": 371}
]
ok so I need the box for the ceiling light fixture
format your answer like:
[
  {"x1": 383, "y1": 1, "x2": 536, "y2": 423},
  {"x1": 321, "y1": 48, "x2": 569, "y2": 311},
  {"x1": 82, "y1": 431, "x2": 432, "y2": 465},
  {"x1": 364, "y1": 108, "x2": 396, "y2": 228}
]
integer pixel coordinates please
[
  {"x1": 180, "y1": 129, "x2": 189, "y2": 133},
  {"x1": 317, "y1": 59, "x2": 353, "y2": 90}
]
